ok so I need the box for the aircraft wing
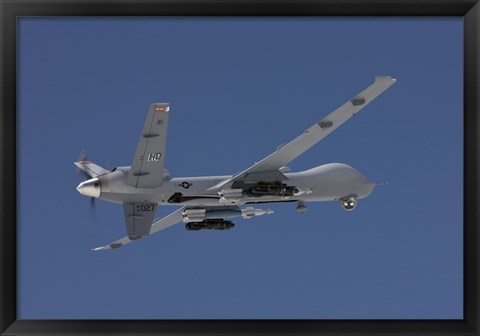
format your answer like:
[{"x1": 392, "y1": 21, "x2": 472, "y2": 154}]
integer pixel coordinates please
[
  {"x1": 123, "y1": 202, "x2": 159, "y2": 237},
  {"x1": 74, "y1": 161, "x2": 110, "y2": 178},
  {"x1": 126, "y1": 103, "x2": 170, "y2": 188},
  {"x1": 208, "y1": 76, "x2": 396, "y2": 191},
  {"x1": 92, "y1": 206, "x2": 186, "y2": 251}
]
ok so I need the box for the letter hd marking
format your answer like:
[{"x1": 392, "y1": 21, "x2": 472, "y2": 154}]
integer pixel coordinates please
[{"x1": 147, "y1": 153, "x2": 162, "y2": 162}]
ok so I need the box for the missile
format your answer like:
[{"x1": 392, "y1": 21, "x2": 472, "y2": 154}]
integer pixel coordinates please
[
  {"x1": 241, "y1": 207, "x2": 274, "y2": 219},
  {"x1": 182, "y1": 207, "x2": 274, "y2": 223}
]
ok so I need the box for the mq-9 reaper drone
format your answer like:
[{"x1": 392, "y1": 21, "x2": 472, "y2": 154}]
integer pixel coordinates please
[{"x1": 75, "y1": 76, "x2": 396, "y2": 250}]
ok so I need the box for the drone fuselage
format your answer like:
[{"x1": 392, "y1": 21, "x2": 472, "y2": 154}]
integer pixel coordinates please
[
  {"x1": 75, "y1": 76, "x2": 396, "y2": 250},
  {"x1": 83, "y1": 162, "x2": 374, "y2": 207}
]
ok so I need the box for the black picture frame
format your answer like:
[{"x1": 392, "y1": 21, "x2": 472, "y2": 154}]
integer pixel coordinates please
[{"x1": 1, "y1": 1, "x2": 478, "y2": 335}]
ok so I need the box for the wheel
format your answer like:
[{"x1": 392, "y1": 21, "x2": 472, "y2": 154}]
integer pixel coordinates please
[{"x1": 340, "y1": 194, "x2": 357, "y2": 211}]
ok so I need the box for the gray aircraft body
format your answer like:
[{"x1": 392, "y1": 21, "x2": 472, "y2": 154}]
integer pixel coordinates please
[{"x1": 75, "y1": 76, "x2": 396, "y2": 250}]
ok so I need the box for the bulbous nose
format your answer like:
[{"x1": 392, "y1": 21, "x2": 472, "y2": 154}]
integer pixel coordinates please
[{"x1": 76, "y1": 178, "x2": 101, "y2": 198}]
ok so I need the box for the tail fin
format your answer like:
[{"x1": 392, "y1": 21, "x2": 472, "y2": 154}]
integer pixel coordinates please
[{"x1": 74, "y1": 161, "x2": 110, "y2": 178}]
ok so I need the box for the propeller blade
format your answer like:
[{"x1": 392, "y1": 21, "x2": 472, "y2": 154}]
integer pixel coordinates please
[
  {"x1": 76, "y1": 150, "x2": 91, "y2": 181},
  {"x1": 78, "y1": 149, "x2": 87, "y2": 162},
  {"x1": 89, "y1": 197, "x2": 97, "y2": 231}
]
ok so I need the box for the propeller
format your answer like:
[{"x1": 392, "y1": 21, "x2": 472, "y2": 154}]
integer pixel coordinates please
[
  {"x1": 76, "y1": 149, "x2": 90, "y2": 180},
  {"x1": 76, "y1": 150, "x2": 97, "y2": 231},
  {"x1": 89, "y1": 196, "x2": 97, "y2": 231}
]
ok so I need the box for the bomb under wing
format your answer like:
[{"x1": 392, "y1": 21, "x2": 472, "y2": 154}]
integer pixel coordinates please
[
  {"x1": 182, "y1": 207, "x2": 273, "y2": 223},
  {"x1": 182, "y1": 207, "x2": 273, "y2": 231}
]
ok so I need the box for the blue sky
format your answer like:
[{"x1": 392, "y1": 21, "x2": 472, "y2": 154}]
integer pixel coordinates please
[{"x1": 18, "y1": 17, "x2": 462, "y2": 319}]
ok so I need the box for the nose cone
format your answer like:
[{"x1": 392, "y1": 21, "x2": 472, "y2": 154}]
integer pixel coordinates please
[
  {"x1": 76, "y1": 178, "x2": 101, "y2": 198},
  {"x1": 363, "y1": 181, "x2": 376, "y2": 198}
]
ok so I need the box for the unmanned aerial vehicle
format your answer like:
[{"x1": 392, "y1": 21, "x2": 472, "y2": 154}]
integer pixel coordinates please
[{"x1": 75, "y1": 76, "x2": 396, "y2": 250}]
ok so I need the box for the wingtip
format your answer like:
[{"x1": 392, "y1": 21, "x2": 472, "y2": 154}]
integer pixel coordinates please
[
  {"x1": 92, "y1": 246, "x2": 109, "y2": 251},
  {"x1": 375, "y1": 75, "x2": 397, "y2": 82},
  {"x1": 92, "y1": 242, "x2": 124, "y2": 251}
]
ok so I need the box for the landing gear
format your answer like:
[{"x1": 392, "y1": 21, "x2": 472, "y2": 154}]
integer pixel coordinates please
[
  {"x1": 340, "y1": 194, "x2": 357, "y2": 211},
  {"x1": 296, "y1": 201, "x2": 308, "y2": 213}
]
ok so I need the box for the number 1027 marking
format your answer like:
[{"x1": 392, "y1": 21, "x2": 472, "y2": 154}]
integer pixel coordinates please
[{"x1": 136, "y1": 204, "x2": 155, "y2": 212}]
